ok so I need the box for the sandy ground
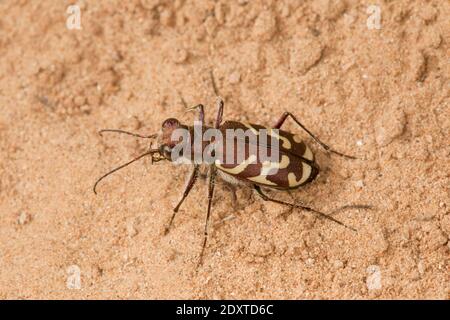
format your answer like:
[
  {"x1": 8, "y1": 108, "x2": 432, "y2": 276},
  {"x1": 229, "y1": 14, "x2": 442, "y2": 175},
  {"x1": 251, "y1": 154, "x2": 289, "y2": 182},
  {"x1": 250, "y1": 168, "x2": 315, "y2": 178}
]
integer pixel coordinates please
[{"x1": 0, "y1": 0, "x2": 449, "y2": 299}]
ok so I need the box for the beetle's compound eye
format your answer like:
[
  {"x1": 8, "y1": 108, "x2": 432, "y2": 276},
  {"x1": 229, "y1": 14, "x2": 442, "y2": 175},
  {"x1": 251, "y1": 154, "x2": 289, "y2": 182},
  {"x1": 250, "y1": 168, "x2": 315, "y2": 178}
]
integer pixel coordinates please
[{"x1": 162, "y1": 118, "x2": 180, "y2": 129}]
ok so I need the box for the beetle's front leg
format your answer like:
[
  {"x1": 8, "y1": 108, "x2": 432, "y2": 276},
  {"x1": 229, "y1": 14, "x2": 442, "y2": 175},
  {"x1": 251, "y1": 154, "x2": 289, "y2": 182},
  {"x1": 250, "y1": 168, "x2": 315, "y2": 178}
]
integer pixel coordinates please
[
  {"x1": 198, "y1": 166, "x2": 217, "y2": 267},
  {"x1": 274, "y1": 112, "x2": 356, "y2": 159},
  {"x1": 164, "y1": 165, "x2": 199, "y2": 235}
]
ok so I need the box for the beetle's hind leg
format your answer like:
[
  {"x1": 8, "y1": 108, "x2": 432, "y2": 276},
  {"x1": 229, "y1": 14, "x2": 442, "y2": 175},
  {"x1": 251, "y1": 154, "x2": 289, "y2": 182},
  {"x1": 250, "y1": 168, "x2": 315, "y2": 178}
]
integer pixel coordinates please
[
  {"x1": 280, "y1": 190, "x2": 296, "y2": 219},
  {"x1": 224, "y1": 183, "x2": 238, "y2": 210},
  {"x1": 274, "y1": 112, "x2": 357, "y2": 159},
  {"x1": 253, "y1": 185, "x2": 357, "y2": 232}
]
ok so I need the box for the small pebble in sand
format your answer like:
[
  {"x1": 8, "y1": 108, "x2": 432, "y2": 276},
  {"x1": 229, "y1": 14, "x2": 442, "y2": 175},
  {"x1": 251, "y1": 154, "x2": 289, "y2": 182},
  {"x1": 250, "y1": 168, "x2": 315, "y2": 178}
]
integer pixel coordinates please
[
  {"x1": 126, "y1": 221, "x2": 138, "y2": 238},
  {"x1": 66, "y1": 265, "x2": 81, "y2": 289},
  {"x1": 417, "y1": 260, "x2": 425, "y2": 275},
  {"x1": 333, "y1": 260, "x2": 344, "y2": 269},
  {"x1": 366, "y1": 265, "x2": 382, "y2": 290},
  {"x1": 354, "y1": 180, "x2": 365, "y2": 189},
  {"x1": 375, "y1": 106, "x2": 406, "y2": 147},
  {"x1": 372, "y1": 229, "x2": 389, "y2": 255},
  {"x1": 159, "y1": 8, "x2": 174, "y2": 27},
  {"x1": 73, "y1": 95, "x2": 86, "y2": 107},
  {"x1": 356, "y1": 139, "x2": 364, "y2": 147},
  {"x1": 289, "y1": 37, "x2": 324, "y2": 75},
  {"x1": 140, "y1": 0, "x2": 160, "y2": 10},
  {"x1": 18, "y1": 212, "x2": 30, "y2": 225},
  {"x1": 80, "y1": 104, "x2": 91, "y2": 114},
  {"x1": 409, "y1": 51, "x2": 427, "y2": 82},
  {"x1": 171, "y1": 48, "x2": 188, "y2": 64},
  {"x1": 280, "y1": 5, "x2": 290, "y2": 18},
  {"x1": 204, "y1": 16, "x2": 218, "y2": 37},
  {"x1": 420, "y1": 28, "x2": 442, "y2": 49},
  {"x1": 440, "y1": 215, "x2": 450, "y2": 236},
  {"x1": 419, "y1": 5, "x2": 437, "y2": 23},
  {"x1": 305, "y1": 258, "x2": 315, "y2": 266},
  {"x1": 312, "y1": 0, "x2": 347, "y2": 20},
  {"x1": 422, "y1": 225, "x2": 448, "y2": 251},
  {"x1": 228, "y1": 71, "x2": 241, "y2": 84},
  {"x1": 343, "y1": 13, "x2": 355, "y2": 25},
  {"x1": 248, "y1": 238, "x2": 274, "y2": 257},
  {"x1": 252, "y1": 10, "x2": 277, "y2": 41},
  {"x1": 214, "y1": 2, "x2": 226, "y2": 25}
]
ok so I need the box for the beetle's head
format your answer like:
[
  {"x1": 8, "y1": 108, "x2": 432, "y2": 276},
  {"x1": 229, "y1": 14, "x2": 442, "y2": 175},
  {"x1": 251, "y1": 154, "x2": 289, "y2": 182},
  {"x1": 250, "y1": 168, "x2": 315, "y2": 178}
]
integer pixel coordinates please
[{"x1": 159, "y1": 118, "x2": 186, "y2": 160}]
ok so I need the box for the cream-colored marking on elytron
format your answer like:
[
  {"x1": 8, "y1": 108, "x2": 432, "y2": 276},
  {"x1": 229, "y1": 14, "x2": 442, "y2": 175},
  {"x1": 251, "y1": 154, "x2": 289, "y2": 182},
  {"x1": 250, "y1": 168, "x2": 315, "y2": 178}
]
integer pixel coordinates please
[
  {"x1": 248, "y1": 155, "x2": 290, "y2": 186},
  {"x1": 242, "y1": 123, "x2": 291, "y2": 149},
  {"x1": 268, "y1": 128, "x2": 291, "y2": 149},
  {"x1": 242, "y1": 122, "x2": 258, "y2": 135},
  {"x1": 288, "y1": 162, "x2": 312, "y2": 187},
  {"x1": 293, "y1": 135, "x2": 303, "y2": 143},
  {"x1": 215, "y1": 154, "x2": 257, "y2": 175},
  {"x1": 303, "y1": 146, "x2": 314, "y2": 161},
  {"x1": 248, "y1": 175, "x2": 277, "y2": 186},
  {"x1": 260, "y1": 155, "x2": 290, "y2": 175}
]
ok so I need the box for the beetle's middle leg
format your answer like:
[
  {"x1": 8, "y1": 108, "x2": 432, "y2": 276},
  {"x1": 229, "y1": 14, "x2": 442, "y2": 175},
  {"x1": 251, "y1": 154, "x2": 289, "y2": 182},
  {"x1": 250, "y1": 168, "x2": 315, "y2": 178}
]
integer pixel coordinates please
[
  {"x1": 189, "y1": 104, "x2": 205, "y2": 125},
  {"x1": 253, "y1": 185, "x2": 356, "y2": 231},
  {"x1": 214, "y1": 98, "x2": 224, "y2": 129},
  {"x1": 273, "y1": 112, "x2": 356, "y2": 159},
  {"x1": 210, "y1": 69, "x2": 224, "y2": 128},
  {"x1": 198, "y1": 166, "x2": 217, "y2": 267},
  {"x1": 164, "y1": 165, "x2": 199, "y2": 235}
]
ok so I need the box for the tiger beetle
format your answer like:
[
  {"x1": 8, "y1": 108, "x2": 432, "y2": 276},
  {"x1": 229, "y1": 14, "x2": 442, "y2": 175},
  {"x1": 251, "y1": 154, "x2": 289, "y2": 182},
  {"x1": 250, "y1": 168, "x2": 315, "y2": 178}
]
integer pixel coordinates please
[{"x1": 94, "y1": 96, "x2": 370, "y2": 266}]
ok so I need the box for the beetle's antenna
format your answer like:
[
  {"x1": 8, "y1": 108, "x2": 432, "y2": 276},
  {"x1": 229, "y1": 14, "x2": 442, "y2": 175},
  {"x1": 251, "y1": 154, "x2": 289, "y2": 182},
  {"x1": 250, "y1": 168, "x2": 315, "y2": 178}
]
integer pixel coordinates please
[
  {"x1": 93, "y1": 149, "x2": 159, "y2": 195},
  {"x1": 99, "y1": 129, "x2": 157, "y2": 140}
]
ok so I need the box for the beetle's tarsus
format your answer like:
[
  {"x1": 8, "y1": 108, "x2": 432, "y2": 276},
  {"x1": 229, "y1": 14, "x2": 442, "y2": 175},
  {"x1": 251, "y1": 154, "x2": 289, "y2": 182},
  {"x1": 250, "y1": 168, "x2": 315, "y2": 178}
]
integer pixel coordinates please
[{"x1": 329, "y1": 204, "x2": 374, "y2": 216}]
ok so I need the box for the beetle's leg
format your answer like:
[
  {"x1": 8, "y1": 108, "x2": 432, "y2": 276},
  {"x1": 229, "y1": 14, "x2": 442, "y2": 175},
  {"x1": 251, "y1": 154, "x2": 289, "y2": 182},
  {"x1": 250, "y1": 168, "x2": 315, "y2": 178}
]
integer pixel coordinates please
[
  {"x1": 186, "y1": 104, "x2": 205, "y2": 126},
  {"x1": 329, "y1": 204, "x2": 374, "y2": 216},
  {"x1": 214, "y1": 97, "x2": 224, "y2": 129},
  {"x1": 164, "y1": 165, "x2": 200, "y2": 235},
  {"x1": 224, "y1": 183, "x2": 238, "y2": 210},
  {"x1": 253, "y1": 185, "x2": 356, "y2": 232},
  {"x1": 282, "y1": 190, "x2": 295, "y2": 218},
  {"x1": 211, "y1": 69, "x2": 223, "y2": 128},
  {"x1": 194, "y1": 104, "x2": 205, "y2": 125},
  {"x1": 198, "y1": 166, "x2": 217, "y2": 267},
  {"x1": 210, "y1": 70, "x2": 219, "y2": 97},
  {"x1": 274, "y1": 112, "x2": 356, "y2": 159}
]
